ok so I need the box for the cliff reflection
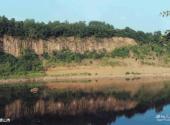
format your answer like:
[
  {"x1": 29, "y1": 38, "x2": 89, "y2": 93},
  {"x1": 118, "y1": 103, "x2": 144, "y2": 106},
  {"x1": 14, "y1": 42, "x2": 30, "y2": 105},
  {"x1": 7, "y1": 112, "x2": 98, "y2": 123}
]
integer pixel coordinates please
[
  {"x1": 8, "y1": 100, "x2": 170, "y2": 125},
  {"x1": 5, "y1": 97, "x2": 137, "y2": 120}
]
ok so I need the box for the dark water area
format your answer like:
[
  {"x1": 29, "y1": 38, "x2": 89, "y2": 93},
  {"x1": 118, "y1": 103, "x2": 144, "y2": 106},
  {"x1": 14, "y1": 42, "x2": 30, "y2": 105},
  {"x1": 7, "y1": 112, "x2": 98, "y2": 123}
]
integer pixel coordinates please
[
  {"x1": 1, "y1": 78, "x2": 170, "y2": 125},
  {"x1": 7, "y1": 103, "x2": 170, "y2": 125}
]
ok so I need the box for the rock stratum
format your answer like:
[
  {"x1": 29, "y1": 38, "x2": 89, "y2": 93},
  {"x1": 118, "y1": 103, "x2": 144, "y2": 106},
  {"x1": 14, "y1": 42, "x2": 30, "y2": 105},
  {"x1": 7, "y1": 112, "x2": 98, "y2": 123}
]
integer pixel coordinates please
[{"x1": 0, "y1": 36, "x2": 137, "y2": 57}]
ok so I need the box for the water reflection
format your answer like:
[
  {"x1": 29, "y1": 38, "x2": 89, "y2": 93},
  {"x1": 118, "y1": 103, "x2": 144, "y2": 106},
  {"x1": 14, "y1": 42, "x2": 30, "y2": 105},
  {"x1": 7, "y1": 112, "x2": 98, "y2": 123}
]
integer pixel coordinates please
[
  {"x1": 1, "y1": 78, "x2": 170, "y2": 125},
  {"x1": 4, "y1": 97, "x2": 136, "y2": 119},
  {"x1": 9, "y1": 102, "x2": 170, "y2": 125}
]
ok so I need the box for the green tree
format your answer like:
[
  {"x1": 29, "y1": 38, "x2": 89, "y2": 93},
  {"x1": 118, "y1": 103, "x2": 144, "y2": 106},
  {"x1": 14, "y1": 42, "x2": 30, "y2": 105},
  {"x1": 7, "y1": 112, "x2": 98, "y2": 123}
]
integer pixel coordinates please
[
  {"x1": 111, "y1": 47, "x2": 129, "y2": 58},
  {"x1": 161, "y1": 11, "x2": 170, "y2": 17},
  {"x1": 17, "y1": 49, "x2": 43, "y2": 72}
]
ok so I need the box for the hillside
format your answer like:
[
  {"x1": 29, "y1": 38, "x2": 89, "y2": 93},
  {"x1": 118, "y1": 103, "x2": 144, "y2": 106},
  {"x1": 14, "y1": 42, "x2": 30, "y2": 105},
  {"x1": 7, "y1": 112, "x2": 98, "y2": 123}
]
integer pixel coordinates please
[{"x1": 0, "y1": 16, "x2": 170, "y2": 80}]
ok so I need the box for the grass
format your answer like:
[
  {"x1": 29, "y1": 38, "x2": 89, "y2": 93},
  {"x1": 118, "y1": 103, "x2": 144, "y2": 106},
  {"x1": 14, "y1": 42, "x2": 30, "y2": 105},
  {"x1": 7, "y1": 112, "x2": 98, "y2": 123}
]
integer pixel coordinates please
[
  {"x1": 48, "y1": 79, "x2": 92, "y2": 84},
  {"x1": 100, "y1": 57, "x2": 120, "y2": 67},
  {"x1": 0, "y1": 71, "x2": 45, "y2": 79},
  {"x1": 125, "y1": 72, "x2": 130, "y2": 75},
  {"x1": 50, "y1": 72, "x2": 92, "y2": 77},
  {"x1": 141, "y1": 61, "x2": 155, "y2": 66},
  {"x1": 131, "y1": 72, "x2": 141, "y2": 75},
  {"x1": 0, "y1": 82, "x2": 44, "y2": 89},
  {"x1": 125, "y1": 72, "x2": 141, "y2": 75}
]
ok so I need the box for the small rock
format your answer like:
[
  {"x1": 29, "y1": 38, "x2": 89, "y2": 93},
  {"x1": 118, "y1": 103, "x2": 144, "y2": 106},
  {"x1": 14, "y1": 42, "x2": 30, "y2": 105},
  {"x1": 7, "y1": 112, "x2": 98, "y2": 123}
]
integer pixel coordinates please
[{"x1": 30, "y1": 88, "x2": 39, "y2": 94}]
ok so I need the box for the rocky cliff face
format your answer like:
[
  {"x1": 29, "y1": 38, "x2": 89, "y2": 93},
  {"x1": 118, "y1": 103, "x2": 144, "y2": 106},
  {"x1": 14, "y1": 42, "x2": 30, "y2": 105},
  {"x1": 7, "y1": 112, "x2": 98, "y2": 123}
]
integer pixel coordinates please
[{"x1": 0, "y1": 36, "x2": 137, "y2": 57}]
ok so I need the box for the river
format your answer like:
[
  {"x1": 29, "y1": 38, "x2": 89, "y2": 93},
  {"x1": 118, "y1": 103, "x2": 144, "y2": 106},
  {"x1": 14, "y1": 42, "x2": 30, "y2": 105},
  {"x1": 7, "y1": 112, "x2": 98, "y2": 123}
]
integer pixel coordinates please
[{"x1": 0, "y1": 77, "x2": 170, "y2": 125}]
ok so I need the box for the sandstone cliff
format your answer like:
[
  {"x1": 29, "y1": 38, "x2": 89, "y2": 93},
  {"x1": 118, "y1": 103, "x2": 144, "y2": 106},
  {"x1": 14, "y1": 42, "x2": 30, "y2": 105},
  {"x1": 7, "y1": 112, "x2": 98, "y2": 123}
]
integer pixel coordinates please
[{"x1": 0, "y1": 36, "x2": 137, "y2": 57}]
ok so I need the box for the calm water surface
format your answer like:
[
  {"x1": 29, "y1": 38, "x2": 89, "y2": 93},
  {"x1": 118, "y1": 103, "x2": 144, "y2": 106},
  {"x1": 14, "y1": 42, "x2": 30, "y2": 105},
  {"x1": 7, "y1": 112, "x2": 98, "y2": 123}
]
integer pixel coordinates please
[
  {"x1": 1, "y1": 78, "x2": 170, "y2": 125},
  {"x1": 113, "y1": 105, "x2": 170, "y2": 125}
]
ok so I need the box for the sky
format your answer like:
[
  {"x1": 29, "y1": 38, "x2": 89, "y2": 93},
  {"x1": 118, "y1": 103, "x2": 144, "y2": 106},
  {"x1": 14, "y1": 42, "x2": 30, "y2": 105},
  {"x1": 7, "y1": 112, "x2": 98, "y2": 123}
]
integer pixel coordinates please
[{"x1": 0, "y1": 0, "x2": 170, "y2": 32}]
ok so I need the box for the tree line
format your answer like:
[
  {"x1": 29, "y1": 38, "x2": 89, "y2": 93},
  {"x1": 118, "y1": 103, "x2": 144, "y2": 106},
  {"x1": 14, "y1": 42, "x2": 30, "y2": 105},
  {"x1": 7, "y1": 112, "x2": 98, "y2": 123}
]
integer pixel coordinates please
[{"x1": 0, "y1": 16, "x2": 163, "y2": 43}]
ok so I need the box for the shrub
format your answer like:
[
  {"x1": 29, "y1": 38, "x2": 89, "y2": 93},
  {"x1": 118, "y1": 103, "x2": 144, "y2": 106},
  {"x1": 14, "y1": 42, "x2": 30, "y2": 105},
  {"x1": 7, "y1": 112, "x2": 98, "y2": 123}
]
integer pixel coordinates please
[
  {"x1": 111, "y1": 47, "x2": 129, "y2": 58},
  {"x1": 16, "y1": 49, "x2": 43, "y2": 72},
  {"x1": 130, "y1": 45, "x2": 151, "y2": 59},
  {"x1": 0, "y1": 49, "x2": 43, "y2": 77},
  {"x1": 52, "y1": 49, "x2": 83, "y2": 63},
  {"x1": 83, "y1": 50, "x2": 106, "y2": 59},
  {"x1": 0, "y1": 52, "x2": 17, "y2": 76}
]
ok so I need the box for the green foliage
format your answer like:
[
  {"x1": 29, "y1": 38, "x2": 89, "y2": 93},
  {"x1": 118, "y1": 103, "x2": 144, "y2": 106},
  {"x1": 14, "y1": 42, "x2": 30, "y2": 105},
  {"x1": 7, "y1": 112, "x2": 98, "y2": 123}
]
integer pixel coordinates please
[
  {"x1": 0, "y1": 16, "x2": 163, "y2": 43},
  {"x1": 0, "y1": 49, "x2": 43, "y2": 77},
  {"x1": 50, "y1": 49, "x2": 107, "y2": 63},
  {"x1": 114, "y1": 27, "x2": 162, "y2": 43},
  {"x1": 165, "y1": 32, "x2": 170, "y2": 41},
  {"x1": 101, "y1": 57, "x2": 119, "y2": 67},
  {"x1": 16, "y1": 49, "x2": 43, "y2": 72},
  {"x1": 45, "y1": 44, "x2": 170, "y2": 65},
  {"x1": 130, "y1": 45, "x2": 151, "y2": 59},
  {"x1": 130, "y1": 44, "x2": 169, "y2": 59},
  {"x1": 83, "y1": 50, "x2": 107, "y2": 59},
  {"x1": 52, "y1": 49, "x2": 83, "y2": 63},
  {"x1": 88, "y1": 21, "x2": 115, "y2": 37},
  {"x1": 0, "y1": 52, "x2": 17, "y2": 76},
  {"x1": 151, "y1": 44, "x2": 166, "y2": 56},
  {"x1": 161, "y1": 11, "x2": 170, "y2": 17},
  {"x1": 111, "y1": 47, "x2": 130, "y2": 58}
]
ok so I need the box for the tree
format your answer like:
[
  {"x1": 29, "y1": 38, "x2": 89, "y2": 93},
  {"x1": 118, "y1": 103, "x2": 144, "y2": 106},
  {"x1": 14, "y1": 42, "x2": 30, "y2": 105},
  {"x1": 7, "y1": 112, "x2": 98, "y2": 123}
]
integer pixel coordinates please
[
  {"x1": 161, "y1": 11, "x2": 170, "y2": 17},
  {"x1": 0, "y1": 16, "x2": 8, "y2": 36},
  {"x1": 88, "y1": 21, "x2": 114, "y2": 37},
  {"x1": 0, "y1": 15, "x2": 163, "y2": 43},
  {"x1": 17, "y1": 49, "x2": 43, "y2": 72},
  {"x1": 161, "y1": 11, "x2": 170, "y2": 41}
]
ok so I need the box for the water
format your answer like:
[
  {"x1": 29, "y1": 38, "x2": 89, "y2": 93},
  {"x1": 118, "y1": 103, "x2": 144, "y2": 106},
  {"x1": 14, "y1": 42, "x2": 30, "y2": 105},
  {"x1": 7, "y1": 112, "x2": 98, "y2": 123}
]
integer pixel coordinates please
[
  {"x1": 8, "y1": 104, "x2": 170, "y2": 125},
  {"x1": 1, "y1": 78, "x2": 170, "y2": 125},
  {"x1": 113, "y1": 105, "x2": 170, "y2": 125}
]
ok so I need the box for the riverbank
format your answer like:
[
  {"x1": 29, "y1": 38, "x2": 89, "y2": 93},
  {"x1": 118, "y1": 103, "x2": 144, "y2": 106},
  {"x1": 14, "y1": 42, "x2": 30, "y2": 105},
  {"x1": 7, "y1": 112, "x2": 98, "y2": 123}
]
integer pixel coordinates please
[
  {"x1": 1, "y1": 65, "x2": 170, "y2": 84},
  {"x1": 1, "y1": 73, "x2": 170, "y2": 123}
]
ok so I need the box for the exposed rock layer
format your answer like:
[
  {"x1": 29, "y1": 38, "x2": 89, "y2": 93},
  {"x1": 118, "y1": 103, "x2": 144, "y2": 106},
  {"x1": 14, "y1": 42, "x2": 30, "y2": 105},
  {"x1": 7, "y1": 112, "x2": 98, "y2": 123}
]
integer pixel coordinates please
[{"x1": 0, "y1": 36, "x2": 137, "y2": 57}]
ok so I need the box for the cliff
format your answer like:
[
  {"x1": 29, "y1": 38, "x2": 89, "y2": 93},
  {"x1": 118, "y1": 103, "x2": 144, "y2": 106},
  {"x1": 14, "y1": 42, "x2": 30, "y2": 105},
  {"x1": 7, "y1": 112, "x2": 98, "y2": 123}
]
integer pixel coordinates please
[{"x1": 0, "y1": 36, "x2": 137, "y2": 57}]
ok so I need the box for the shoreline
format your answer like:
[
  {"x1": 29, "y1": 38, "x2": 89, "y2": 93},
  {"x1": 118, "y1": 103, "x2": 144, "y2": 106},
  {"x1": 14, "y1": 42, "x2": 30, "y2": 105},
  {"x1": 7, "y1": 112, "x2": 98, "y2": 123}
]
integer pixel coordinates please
[
  {"x1": 1, "y1": 73, "x2": 170, "y2": 84},
  {"x1": 1, "y1": 64, "x2": 170, "y2": 84}
]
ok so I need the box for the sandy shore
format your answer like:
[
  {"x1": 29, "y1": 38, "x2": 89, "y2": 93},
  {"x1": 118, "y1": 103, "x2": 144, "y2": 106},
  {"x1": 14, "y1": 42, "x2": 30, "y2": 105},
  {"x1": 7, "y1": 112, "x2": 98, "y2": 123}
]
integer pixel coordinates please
[
  {"x1": 46, "y1": 65, "x2": 170, "y2": 80},
  {"x1": 1, "y1": 65, "x2": 170, "y2": 84}
]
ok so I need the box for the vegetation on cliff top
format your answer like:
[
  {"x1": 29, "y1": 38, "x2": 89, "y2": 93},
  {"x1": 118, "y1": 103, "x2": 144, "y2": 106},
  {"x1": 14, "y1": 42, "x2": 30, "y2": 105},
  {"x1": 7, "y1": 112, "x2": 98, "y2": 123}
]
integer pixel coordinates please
[{"x1": 0, "y1": 16, "x2": 164, "y2": 43}]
